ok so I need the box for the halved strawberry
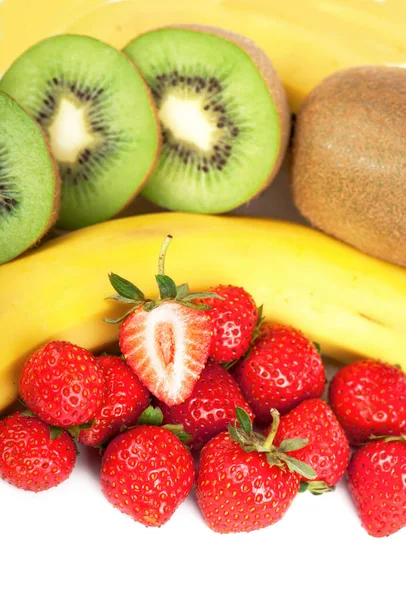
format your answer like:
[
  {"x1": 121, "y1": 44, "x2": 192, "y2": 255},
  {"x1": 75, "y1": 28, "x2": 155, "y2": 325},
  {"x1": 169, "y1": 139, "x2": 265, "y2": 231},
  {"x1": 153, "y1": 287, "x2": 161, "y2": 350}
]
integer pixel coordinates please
[
  {"x1": 120, "y1": 303, "x2": 211, "y2": 406},
  {"x1": 105, "y1": 236, "x2": 218, "y2": 406}
]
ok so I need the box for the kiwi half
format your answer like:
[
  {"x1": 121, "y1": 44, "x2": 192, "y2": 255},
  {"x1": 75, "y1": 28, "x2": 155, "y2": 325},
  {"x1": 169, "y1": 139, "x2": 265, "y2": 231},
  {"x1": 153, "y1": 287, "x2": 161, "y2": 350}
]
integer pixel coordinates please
[
  {"x1": 1, "y1": 35, "x2": 161, "y2": 230},
  {"x1": 124, "y1": 26, "x2": 290, "y2": 213},
  {"x1": 0, "y1": 91, "x2": 59, "y2": 264}
]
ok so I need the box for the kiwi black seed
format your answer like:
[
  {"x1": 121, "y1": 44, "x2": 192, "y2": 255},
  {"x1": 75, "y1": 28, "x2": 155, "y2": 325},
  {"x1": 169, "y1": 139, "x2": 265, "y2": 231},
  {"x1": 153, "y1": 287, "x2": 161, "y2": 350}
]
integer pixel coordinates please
[
  {"x1": 1, "y1": 35, "x2": 160, "y2": 230},
  {"x1": 124, "y1": 25, "x2": 290, "y2": 214},
  {"x1": 0, "y1": 91, "x2": 59, "y2": 265}
]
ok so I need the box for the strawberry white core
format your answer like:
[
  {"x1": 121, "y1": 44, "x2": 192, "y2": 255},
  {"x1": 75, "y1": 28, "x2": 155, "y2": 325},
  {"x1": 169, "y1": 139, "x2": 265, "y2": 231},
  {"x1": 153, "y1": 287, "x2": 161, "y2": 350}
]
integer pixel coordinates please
[{"x1": 145, "y1": 303, "x2": 186, "y2": 398}]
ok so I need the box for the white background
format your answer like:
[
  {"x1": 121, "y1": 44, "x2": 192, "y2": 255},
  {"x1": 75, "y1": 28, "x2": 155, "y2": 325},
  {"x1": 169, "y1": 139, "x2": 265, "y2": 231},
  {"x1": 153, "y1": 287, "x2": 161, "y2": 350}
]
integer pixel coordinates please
[
  {"x1": 0, "y1": 447, "x2": 404, "y2": 600},
  {"x1": 1, "y1": 166, "x2": 404, "y2": 600}
]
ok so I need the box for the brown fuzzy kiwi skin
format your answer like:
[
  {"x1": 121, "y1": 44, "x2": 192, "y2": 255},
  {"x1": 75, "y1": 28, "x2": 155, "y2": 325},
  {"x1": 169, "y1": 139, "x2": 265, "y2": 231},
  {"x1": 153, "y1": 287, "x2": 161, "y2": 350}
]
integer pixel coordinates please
[
  {"x1": 1, "y1": 91, "x2": 61, "y2": 260},
  {"x1": 291, "y1": 66, "x2": 406, "y2": 267},
  {"x1": 37, "y1": 121, "x2": 61, "y2": 235},
  {"x1": 135, "y1": 24, "x2": 291, "y2": 197}
]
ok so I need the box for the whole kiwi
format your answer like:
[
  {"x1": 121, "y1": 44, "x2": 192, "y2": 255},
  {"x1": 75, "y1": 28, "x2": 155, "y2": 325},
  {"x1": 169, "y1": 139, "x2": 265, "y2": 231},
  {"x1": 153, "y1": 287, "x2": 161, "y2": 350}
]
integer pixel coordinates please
[{"x1": 291, "y1": 66, "x2": 406, "y2": 267}]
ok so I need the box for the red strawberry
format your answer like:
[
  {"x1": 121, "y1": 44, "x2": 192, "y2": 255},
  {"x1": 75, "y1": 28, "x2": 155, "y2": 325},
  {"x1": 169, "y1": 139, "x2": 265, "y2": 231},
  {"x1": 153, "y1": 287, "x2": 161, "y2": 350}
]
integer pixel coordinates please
[
  {"x1": 79, "y1": 355, "x2": 150, "y2": 447},
  {"x1": 329, "y1": 360, "x2": 406, "y2": 445},
  {"x1": 101, "y1": 422, "x2": 195, "y2": 527},
  {"x1": 347, "y1": 437, "x2": 406, "y2": 537},
  {"x1": 0, "y1": 412, "x2": 76, "y2": 492},
  {"x1": 234, "y1": 324, "x2": 325, "y2": 424},
  {"x1": 272, "y1": 398, "x2": 350, "y2": 492},
  {"x1": 196, "y1": 408, "x2": 316, "y2": 533},
  {"x1": 19, "y1": 341, "x2": 105, "y2": 428},
  {"x1": 106, "y1": 236, "x2": 220, "y2": 406},
  {"x1": 157, "y1": 360, "x2": 254, "y2": 451},
  {"x1": 196, "y1": 285, "x2": 258, "y2": 363}
]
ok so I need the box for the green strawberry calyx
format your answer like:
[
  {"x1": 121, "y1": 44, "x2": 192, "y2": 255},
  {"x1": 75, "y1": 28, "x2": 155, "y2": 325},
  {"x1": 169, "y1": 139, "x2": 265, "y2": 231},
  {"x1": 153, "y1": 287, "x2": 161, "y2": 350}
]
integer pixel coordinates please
[
  {"x1": 104, "y1": 235, "x2": 223, "y2": 324},
  {"x1": 20, "y1": 406, "x2": 92, "y2": 441},
  {"x1": 313, "y1": 341, "x2": 322, "y2": 355},
  {"x1": 118, "y1": 405, "x2": 193, "y2": 445},
  {"x1": 368, "y1": 434, "x2": 406, "y2": 443},
  {"x1": 228, "y1": 407, "x2": 317, "y2": 480},
  {"x1": 299, "y1": 480, "x2": 333, "y2": 495}
]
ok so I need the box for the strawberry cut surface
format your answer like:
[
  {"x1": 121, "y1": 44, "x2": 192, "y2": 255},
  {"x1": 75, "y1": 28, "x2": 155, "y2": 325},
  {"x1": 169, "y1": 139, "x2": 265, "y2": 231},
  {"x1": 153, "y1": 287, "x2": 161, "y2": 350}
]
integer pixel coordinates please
[{"x1": 120, "y1": 302, "x2": 211, "y2": 406}]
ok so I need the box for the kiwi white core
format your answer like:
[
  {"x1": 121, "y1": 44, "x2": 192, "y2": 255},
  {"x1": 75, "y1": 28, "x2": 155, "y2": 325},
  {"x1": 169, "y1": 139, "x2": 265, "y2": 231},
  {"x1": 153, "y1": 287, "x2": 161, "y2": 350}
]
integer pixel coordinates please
[
  {"x1": 48, "y1": 98, "x2": 94, "y2": 164},
  {"x1": 159, "y1": 95, "x2": 217, "y2": 152}
]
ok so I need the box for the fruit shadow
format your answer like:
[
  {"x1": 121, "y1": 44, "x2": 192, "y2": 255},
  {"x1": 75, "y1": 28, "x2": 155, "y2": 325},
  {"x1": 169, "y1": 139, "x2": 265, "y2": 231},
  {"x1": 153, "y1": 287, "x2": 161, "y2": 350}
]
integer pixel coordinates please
[
  {"x1": 118, "y1": 154, "x2": 307, "y2": 225},
  {"x1": 187, "y1": 486, "x2": 206, "y2": 524},
  {"x1": 79, "y1": 444, "x2": 103, "y2": 483}
]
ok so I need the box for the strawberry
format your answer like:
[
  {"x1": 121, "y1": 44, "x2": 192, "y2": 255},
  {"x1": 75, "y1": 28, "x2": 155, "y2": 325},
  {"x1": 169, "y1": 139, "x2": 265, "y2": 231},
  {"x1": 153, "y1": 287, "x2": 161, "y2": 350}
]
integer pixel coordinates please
[
  {"x1": 120, "y1": 303, "x2": 211, "y2": 407},
  {"x1": 233, "y1": 324, "x2": 325, "y2": 424},
  {"x1": 0, "y1": 411, "x2": 76, "y2": 492},
  {"x1": 19, "y1": 341, "x2": 105, "y2": 428},
  {"x1": 101, "y1": 407, "x2": 195, "y2": 527},
  {"x1": 196, "y1": 408, "x2": 316, "y2": 533},
  {"x1": 105, "y1": 236, "x2": 220, "y2": 406},
  {"x1": 78, "y1": 355, "x2": 150, "y2": 447},
  {"x1": 157, "y1": 360, "x2": 254, "y2": 451},
  {"x1": 347, "y1": 436, "x2": 406, "y2": 537},
  {"x1": 329, "y1": 360, "x2": 406, "y2": 445},
  {"x1": 195, "y1": 285, "x2": 259, "y2": 364},
  {"x1": 272, "y1": 398, "x2": 350, "y2": 492}
]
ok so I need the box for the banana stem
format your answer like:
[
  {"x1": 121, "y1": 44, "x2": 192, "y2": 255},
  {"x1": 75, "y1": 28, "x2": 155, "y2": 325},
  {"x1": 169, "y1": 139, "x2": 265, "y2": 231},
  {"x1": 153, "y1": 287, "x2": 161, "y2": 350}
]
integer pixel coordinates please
[
  {"x1": 262, "y1": 409, "x2": 280, "y2": 451},
  {"x1": 158, "y1": 235, "x2": 173, "y2": 276}
]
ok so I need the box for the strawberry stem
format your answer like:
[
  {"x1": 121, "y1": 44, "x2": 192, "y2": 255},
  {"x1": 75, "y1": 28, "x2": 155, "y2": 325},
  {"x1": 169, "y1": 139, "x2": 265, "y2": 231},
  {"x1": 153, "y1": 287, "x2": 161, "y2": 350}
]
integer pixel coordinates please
[
  {"x1": 228, "y1": 407, "x2": 317, "y2": 480},
  {"x1": 262, "y1": 409, "x2": 280, "y2": 451},
  {"x1": 106, "y1": 235, "x2": 222, "y2": 319},
  {"x1": 158, "y1": 235, "x2": 173, "y2": 276}
]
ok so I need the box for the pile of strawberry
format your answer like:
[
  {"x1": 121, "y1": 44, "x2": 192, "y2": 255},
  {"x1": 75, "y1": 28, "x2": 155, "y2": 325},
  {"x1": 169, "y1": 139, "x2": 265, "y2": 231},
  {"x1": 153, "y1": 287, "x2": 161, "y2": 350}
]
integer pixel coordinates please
[{"x1": 0, "y1": 237, "x2": 405, "y2": 538}]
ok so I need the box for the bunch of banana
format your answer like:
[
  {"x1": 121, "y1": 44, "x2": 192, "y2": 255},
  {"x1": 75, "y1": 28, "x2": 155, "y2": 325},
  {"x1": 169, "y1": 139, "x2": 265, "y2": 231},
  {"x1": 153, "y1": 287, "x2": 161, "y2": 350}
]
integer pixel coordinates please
[
  {"x1": 1, "y1": 0, "x2": 404, "y2": 111},
  {"x1": 0, "y1": 212, "x2": 405, "y2": 413}
]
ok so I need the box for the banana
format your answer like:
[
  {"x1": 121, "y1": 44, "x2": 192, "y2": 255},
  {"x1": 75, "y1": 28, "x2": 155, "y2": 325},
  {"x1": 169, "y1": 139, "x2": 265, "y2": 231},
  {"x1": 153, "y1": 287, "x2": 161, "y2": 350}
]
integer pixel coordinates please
[
  {"x1": 0, "y1": 212, "x2": 405, "y2": 413},
  {"x1": 1, "y1": 0, "x2": 405, "y2": 112}
]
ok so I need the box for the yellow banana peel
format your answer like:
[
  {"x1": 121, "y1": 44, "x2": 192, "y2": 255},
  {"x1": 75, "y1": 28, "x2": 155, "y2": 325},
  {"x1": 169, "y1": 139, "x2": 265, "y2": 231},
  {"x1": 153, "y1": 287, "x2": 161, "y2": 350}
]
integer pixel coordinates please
[
  {"x1": 1, "y1": 0, "x2": 405, "y2": 111},
  {"x1": 0, "y1": 212, "x2": 405, "y2": 413}
]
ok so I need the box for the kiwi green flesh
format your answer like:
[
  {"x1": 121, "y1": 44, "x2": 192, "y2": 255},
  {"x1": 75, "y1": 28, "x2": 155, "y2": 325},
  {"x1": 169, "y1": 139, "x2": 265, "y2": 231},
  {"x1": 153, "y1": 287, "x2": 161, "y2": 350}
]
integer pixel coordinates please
[
  {"x1": 0, "y1": 92, "x2": 56, "y2": 265},
  {"x1": 1, "y1": 35, "x2": 159, "y2": 230},
  {"x1": 124, "y1": 28, "x2": 280, "y2": 213}
]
